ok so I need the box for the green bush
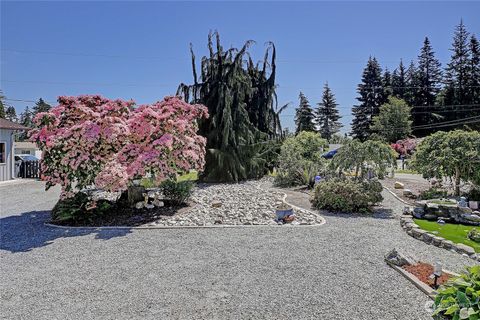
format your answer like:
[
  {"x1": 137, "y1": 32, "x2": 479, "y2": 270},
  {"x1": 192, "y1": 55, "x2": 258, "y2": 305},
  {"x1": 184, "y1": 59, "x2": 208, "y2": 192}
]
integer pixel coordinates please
[
  {"x1": 465, "y1": 188, "x2": 480, "y2": 201},
  {"x1": 419, "y1": 187, "x2": 448, "y2": 200},
  {"x1": 274, "y1": 131, "x2": 329, "y2": 187},
  {"x1": 432, "y1": 265, "x2": 480, "y2": 320},
  {"x1": 161, "y1": 180, "x2": 194, "y2": 205},
  {"x1": 468, "y1": 229, "x2": 480, "y2": 243},
  {"x1": 311, "y1": 178, "x2": 383, "y2": 213},
  {"x1": 51, "y1": 192, "x2": 113, "y2": 224}
]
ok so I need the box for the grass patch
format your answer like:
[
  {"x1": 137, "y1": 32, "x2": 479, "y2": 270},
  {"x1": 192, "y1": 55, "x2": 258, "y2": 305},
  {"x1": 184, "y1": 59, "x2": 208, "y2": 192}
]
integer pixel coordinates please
[
  {"x1": 413, "y1": 218, "x2": 480, "y2": 252},
  {"x1": 395, "y1": 169, "x2": 418, "y2": 174},
  {"x1": 140, "y1": 171, "x2": 198, "y2": 188}
]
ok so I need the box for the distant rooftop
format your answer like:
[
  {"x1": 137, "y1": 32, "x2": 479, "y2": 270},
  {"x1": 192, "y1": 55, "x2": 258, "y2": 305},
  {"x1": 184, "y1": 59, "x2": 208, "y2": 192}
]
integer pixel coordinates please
[{"x1": 0, "y1": 118, "x2": 29, "y2": 130}]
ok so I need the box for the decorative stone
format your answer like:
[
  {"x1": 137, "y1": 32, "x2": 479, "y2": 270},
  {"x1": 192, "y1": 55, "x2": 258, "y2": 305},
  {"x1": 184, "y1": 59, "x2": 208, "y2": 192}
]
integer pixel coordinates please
[
  {"x1": 135, "y1": 202, "x2": 144, "y2": 209},
  {"x1": 145, "y1": 204, "x2": 155, "y2": 209},
  {"x1": 211, "y1": 200, "x2": 222, "y2": 208},
  {"x1": 412, "y1": 228, "x2": 427, "y2": 239},
  {"x1": 153, "y1": 199, "x2": 164, "y2": 207},
  {"x1": 469, "y1": 201, "x2": 479, "y2": 210},
  {"x1": 422, "y1": 233, "x2": 434, "y2": 244},
  {"x1": 424, "y1": 213, "x2": 437, "y2": 220},
  {"x1": 384, "y1": 249, "x2": 416, "y2": 266},
  {"x1": 432, "y1": 236, "x2": 443, "y2": 247},
  {"x1": 413, "y1": 207, "x2": 424, "y2": 219},
  {"x1": 403, "y1": 189, "x2": 416, "y2": 198},
  {"x1": 463, "y1": 214, "x2": 480, "y2": 222},
  {"x1": 441, "y1": 240, "x2": 454, "y2": 250},
  {"x1": 456, "y1": 243, "x2": 476, "y2": 256},
  {"x1": 394, "y1": 181, "x2": 405, "y2": 189}
]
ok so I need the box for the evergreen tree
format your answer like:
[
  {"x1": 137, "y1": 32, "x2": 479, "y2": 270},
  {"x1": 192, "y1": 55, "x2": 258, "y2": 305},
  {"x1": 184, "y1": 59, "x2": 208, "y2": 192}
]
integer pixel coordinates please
[
  {"x1": 295, "y1": 92, "x2": 316, "y2": 134},
  {"x1": 0, "y1": 91, "x2": 6, "y2": 119},
  {"x1": 417, "y1": 37, "x2": 442, "y2": 106},
  {"x1": 315, "y1": 83, "x2": 342, "y2": 140},
  {"x1": 32, "y1": 98, "x2": 52, "y2": 116},
  {"x1": 382, "y1": 68, "x2": 393, "y2": 102},
  {"x1": 350, "y1": 57, "x2": 383, "y2": 141},
  {"x1": 413, "y1": 37, "x2": 443, "y2": 136},
  {"x1": 5, "y1": 106, "x2": 17, "y2": 122},
  {"x1": 444, "y1": 20, "x2": 470, "y2": 108},
  {"x1": 392, "y1": 59, "x2": 407, "y2": 99},
  {"x1": 467, "y1": 34, "x2": 480, "y2": 104},
  {"x1": 178, "y1": 32, "x2": 283, "y2": 182},
  {"x1": 404, "y1": 60, "x2": 419, "y2": 107},
  {"x1": 18, "y1": 106, "x2": 33, "y2": 140}
]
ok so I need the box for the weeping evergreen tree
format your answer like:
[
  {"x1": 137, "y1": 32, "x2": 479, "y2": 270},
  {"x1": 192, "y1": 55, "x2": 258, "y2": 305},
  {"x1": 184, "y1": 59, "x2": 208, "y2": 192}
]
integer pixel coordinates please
[
  {"x1": 177, "y1": 32, "x2": 284, "y2": 182},
  {"x1": 316, "y1": 83, "x2": 342, "y2": 140},
  {"x1": 295, "y1": 92, "x2": 316, "y2": 134}
]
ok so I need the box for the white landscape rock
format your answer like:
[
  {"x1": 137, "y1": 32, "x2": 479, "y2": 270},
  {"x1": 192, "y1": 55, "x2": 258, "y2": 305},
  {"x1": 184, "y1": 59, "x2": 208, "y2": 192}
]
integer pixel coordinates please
[{"x1": 150, "y1": 178, "x2": 323, "y2": 227}]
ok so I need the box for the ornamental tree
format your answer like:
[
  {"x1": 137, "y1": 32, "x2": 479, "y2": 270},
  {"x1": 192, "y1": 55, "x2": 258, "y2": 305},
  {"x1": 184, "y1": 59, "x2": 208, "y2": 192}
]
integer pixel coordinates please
[
  {"x1": 411, "y1": 130, "x2": 480, "y2": 196},
  {"x1": 332, "y1": 140, "x2": 397, "y2": 179},
  {"x1": 30, "y1": 95, "x2": 208, "y2": 199}
]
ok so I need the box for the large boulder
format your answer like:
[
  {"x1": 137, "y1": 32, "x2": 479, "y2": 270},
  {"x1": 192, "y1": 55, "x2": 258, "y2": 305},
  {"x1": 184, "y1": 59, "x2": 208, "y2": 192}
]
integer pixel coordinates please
[
  {"x1": 384, "y1": 249, "x2": 416, "y2": 266},
  {"x1": 456, "y1": 243, "x2": 476, "y2": 256},
  {"x1": 394, "y1": 182, "x2": 405, "y2": 189}
]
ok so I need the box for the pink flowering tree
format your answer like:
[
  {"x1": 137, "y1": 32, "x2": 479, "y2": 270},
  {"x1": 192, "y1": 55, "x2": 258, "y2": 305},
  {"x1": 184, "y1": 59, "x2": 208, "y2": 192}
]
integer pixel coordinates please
[{"x1": 30, "y1": 95, "x2": 208, "y2": 200}]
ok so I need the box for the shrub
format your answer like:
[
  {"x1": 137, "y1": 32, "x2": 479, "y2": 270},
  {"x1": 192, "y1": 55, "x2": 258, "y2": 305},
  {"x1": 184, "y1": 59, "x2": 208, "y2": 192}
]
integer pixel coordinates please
[
  {"x1": 468, "y1": 229, "x2": 480, "y2": 243},
  {"x1": 161, "y1": 180, "x2": 194, "y2": 205},
  {"x1": 51, "y1": 192, "x2": 113, "y2": 224},
  {"x1": 432, "y1": 265, "x2": 480, "y2": 319},
  {"x1": 419, "y1": 187, "x2": 448, "y2": 200},
  {"x1": 274, "y1": 131, "x2": 329, "y2": 187},
  {"x1": 465, "y1": 188, "x2": 480, "y2": 201},
  {"x1": 311, "y1": 178, "x2": 383, "y2": 213}
]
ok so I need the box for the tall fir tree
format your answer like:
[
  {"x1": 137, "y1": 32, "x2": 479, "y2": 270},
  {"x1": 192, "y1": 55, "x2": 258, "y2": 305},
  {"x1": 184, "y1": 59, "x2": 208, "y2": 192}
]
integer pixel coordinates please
[
  {"x1": 467, "y1": 34, "x2": 480, "y2": 105},
  {"x1": 350, "y1": 57, "x2": 383, "y2": 141},
  {"x1": 295, "y1": 92, "x2": 316, "y2": 134},
  {"x1": 404, "y1": 60, "x2": 419, "y2": 107},
  {"x1": 413, "y1": 37, "x2": 443, "y2": 136},
  {"x1": 18, "y1": 106, "x2": 33, "y2": 141},
  {"x1": 32, "y1": 98, "x2": 52, "y2": 116},
  {"x1": 392, "y1": 59, "x2": 407, "y2": 100},
  {"x1": 382, "y1": 68, "x2": 393, "y2": 102},
  {"x1": 444, "y1": 20, "x2": 470, "y2": 110},
  {"x1": 315, "y1": 83, "x2": 342, "y2": 141},
  {"x1": 5, "y1": 106, "x2": 17, "y2": 122}
]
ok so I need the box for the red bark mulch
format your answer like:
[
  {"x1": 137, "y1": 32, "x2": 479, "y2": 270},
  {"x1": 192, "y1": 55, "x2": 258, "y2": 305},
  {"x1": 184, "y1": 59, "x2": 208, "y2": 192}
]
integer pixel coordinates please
[{"x1": 402, "y1": 262, "x2": 451, "y2": 288}]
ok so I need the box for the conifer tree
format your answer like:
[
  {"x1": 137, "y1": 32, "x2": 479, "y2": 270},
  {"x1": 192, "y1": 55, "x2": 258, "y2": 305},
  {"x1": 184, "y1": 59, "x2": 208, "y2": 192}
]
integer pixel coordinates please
[
  {"x1": 413, "y1": 37, "x2": 443, "y2": 135},
  {"x1": 0, "y1": 91, "x2": 6, "y2": 119},
  {"x1": 32, "y1": 98, "x2": 52, "y2": 116},
  {"x1": 350, "y1": 57, "x2": 383, "y2": 141},
  {"x1": 444, "y1": 20, "x2": 470, "y2": 108},
  {"x1": 467, "y1": 34, "x2": 480, "y2": 105},
  {"x1": 5, "y1": 106, "x2": 17, "y2": 122},
  {"x1": 392, "y1": 59, "x2": 407, "y2": 100},
  {"x1": 404, "y1": 60, "x2": 419, "y2": 107},
  {"x1": 315, "y1": 83, "x2": 342, "y2": 140},
  {"x1": 295, "y1": 92, "x2": 316, "y2": 134},
  {"x1": 382, "y1": 68, "x2": 393, "y2": 102}
]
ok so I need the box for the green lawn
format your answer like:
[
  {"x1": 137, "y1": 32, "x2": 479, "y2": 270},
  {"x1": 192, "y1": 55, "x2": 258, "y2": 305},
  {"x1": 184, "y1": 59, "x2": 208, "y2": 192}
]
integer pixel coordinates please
[
  {"x1": 413, "y1": 218, "x2": 480, "y2": 252},
  {"x1": 140, "y1": 171, "x2": 198, "y2": 188}
]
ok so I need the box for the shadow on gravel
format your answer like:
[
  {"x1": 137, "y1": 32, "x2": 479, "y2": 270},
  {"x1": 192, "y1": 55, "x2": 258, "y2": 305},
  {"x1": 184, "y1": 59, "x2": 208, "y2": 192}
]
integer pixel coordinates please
[
  {"x1": 317, "y1": 208, "x2": 395, "y2": 220},
  {"x1": 0, "y1": 211, "x2": 131, "y2": 253}
]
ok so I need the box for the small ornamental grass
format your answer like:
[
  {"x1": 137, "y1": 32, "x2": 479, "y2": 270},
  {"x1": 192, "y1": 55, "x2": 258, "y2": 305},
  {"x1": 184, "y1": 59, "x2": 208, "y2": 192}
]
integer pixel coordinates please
[
  {"x1": 311, "y1": 178, "x2": 383, "y2": 213},
  {"x1": 433, "y1": 265, "x2": 480, "y2": 320}
]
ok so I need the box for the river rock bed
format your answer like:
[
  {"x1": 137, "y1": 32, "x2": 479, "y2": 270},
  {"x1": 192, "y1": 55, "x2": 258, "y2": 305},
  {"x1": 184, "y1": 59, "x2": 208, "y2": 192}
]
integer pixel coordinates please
[{"x1": 145, "y1": 179, "x2": 323, "y2": 227}]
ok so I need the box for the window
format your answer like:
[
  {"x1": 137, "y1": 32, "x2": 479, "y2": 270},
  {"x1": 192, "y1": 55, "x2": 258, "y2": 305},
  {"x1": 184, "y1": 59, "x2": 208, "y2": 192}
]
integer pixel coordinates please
[
  {"x1": 0, "y1": 142, "x2": 5, "y2": 164},
  {"x1": 21, "y1": 150, "x2": 31, "y2": 155}
]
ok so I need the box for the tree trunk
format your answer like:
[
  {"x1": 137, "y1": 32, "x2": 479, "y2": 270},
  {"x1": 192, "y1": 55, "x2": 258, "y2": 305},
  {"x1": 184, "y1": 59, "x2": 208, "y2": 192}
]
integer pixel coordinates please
[
  {"x1": 127, "y1": 185, "x2": 146, "y2": 206},
  {"x1": 454, "y1": 167, "x2": 461, "y2": 197}
]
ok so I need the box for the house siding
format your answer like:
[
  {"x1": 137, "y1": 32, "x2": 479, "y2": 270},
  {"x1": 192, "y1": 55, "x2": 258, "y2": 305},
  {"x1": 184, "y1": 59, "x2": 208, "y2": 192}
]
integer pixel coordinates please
[{"x1": 0, "y1": 128, "x2": 14, "y2": 181}]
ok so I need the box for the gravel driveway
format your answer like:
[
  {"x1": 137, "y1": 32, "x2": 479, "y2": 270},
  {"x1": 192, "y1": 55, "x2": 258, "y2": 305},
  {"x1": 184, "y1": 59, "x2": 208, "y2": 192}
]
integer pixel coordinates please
[{"x1": 1, "y1": 180, "x2": 476, "y2": 320}]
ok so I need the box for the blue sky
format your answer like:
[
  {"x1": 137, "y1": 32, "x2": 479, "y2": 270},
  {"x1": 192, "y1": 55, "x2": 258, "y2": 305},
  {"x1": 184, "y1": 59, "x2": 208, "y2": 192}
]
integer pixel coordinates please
[{"x1": 1, "y1": 1, "x2": 479, "y2": 133}]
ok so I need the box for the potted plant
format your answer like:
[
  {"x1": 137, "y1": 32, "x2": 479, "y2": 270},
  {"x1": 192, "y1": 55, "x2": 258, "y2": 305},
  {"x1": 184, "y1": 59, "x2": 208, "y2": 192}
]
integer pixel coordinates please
[{"x1": 275, "y1": 202, "x2": 294, "y2": 221}]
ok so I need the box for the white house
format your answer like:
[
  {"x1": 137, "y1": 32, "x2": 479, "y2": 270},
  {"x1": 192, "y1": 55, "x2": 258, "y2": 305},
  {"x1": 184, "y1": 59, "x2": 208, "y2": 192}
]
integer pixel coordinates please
[
  {"x1": 0, "y1": 118, "x2": 29, "y2": 181},
  {"x1": 14, "y1": 141, "x2": 42, "y2": 159}
]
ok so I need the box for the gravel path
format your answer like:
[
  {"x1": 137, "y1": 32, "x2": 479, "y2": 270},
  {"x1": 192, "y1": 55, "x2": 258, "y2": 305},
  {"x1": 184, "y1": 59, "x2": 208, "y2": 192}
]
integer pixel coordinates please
[{"x1": 1, "y1": 180, "x2": 476, "y2": 320}]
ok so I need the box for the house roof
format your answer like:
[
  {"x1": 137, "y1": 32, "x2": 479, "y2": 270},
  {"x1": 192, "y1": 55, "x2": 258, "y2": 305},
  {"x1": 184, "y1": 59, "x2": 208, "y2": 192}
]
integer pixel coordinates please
[
  {"x1": 0, "y1": 118, "x2": 30, "y2": 130},
  {"x1": 14, "y1": 141, "x2": 37, "y2": 149}
]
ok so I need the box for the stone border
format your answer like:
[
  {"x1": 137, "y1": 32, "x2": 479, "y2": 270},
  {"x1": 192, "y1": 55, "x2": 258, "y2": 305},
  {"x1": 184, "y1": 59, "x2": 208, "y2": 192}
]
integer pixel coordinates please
[
  {"x1": 44, "y1": 189, "x2": 326, "y2": 230},
  {"x1": 400, "y1": 215, "x2": 480, "y2": 262}
]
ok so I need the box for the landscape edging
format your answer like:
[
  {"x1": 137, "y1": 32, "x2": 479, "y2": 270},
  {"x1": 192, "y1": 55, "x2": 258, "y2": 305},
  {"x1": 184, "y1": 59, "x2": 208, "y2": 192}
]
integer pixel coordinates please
[{"x1": 399, "y1": 215, "x2": 480, "y2": 262}]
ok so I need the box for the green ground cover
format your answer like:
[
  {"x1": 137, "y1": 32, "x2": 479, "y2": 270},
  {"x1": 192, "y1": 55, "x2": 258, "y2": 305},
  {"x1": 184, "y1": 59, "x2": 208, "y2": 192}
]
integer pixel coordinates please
[{"x1": 413, "y1": 218, "x2": 480, "y2": 252}]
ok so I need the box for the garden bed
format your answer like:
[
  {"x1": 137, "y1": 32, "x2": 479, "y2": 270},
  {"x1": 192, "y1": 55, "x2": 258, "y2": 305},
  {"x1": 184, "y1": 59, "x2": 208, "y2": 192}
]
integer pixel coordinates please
[
  {"x1": 49, "y1": 179, "x2": 324, "y2": 227},
  {"x1": 402, "y1": 263, "x2": 451, "y2": 288}
]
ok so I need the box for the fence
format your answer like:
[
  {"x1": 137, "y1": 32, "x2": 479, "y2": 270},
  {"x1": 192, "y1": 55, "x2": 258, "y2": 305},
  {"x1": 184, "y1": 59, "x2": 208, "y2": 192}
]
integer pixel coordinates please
[{"x1": 17, "y1": 161, "x2": 40, "y2": 179}]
